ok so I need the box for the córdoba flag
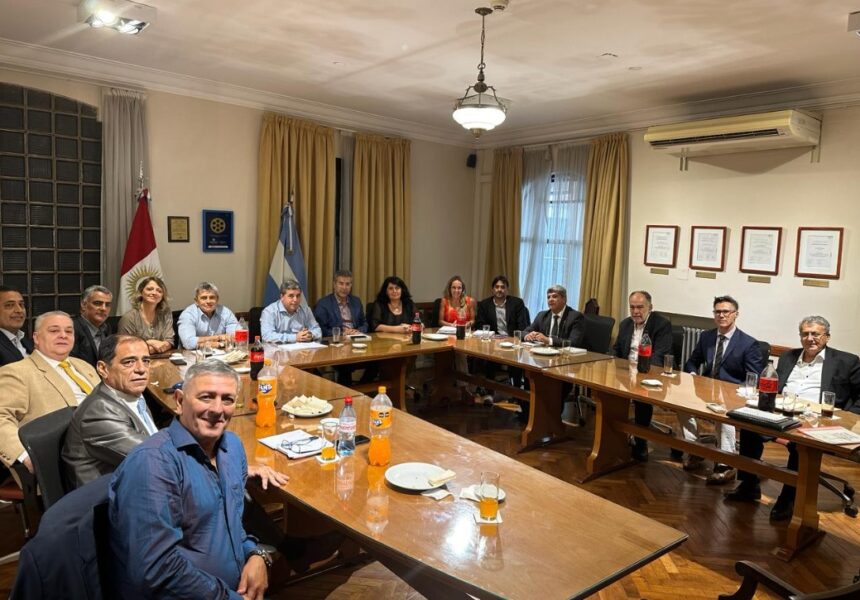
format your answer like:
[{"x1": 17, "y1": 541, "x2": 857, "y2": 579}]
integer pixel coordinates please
[
  {"x1": 264, "y1": 194, "x2": 308, "y2": 307},
  {"x1": 118, "y1": 189, "x2": 163, "y2": 313}
]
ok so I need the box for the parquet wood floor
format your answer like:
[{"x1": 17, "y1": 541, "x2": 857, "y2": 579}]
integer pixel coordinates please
[{"x1": 1, "y1": 373, "x2": 858, "y2": 599}]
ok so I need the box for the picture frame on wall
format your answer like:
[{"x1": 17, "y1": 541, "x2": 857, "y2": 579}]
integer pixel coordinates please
[
  {"x1": 795, "y1": 227, "x2": 843, "y2": 279},
  {"x1": 644, "y1": 225, "x2": 680, "y2": 268},
  {"x1": 689, "y1": 226, "x2": 727, "y2": 271},
  {"x1": 739, "y1": 226, "x2": 782, "y2": 275},
  {"x1": 167, "y1": 216, "x2": 190, "y2": 243},
  {"x1": 202, "y1": 209, "x2": 234, "y2": 253}
]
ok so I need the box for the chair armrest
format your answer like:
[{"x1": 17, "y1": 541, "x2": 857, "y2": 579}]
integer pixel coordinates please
[{"x1": 718, "y1": 560, "x2": 801, "y2": 600}]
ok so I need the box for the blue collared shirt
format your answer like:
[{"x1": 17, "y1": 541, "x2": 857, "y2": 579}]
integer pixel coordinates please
[
  {"x1": 108, "y1": 419, "x2": 256, "y2": 599},
  {"x1": 177, "y1": 304, "x2": 240, "y2": 349},
  {"x1": 260, "y1": 299, "x2": 322, "y2": 343}
]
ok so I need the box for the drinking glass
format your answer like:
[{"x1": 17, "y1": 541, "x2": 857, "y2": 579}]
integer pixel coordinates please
[
  {"x1": 821, "y1": 391, "x2": 838, "y2": 419},
  {"x1": 331, "y1": 326, "x2": 343, "y2": 347},
  {"x1": 482, "y1": 324, "x2": 491, "y2": 342},
  {"x1": 320, "y1": 419, "x2": 339, "y2": 462},
  {"x1": 662, "y1": 355, "x2": 674, "y2": 376},
  {"x1": 513, "y1": 330, "x2": 523, "y2": 348},
  {"x1": 477, "y1": 471, "x2": 501, "y2": 521},
  {"x1": 782, "y1": 391, "x2": 798, "y2": 416},
  {"x1": 560, "y1": 338, "x2": 570, "y2": 353},
  {"x1": 745, "y1": 372, "x2": 759, "y2": 400},
  {"x1": 799, "y1": 406, "x2": 819, "y2": 428}
]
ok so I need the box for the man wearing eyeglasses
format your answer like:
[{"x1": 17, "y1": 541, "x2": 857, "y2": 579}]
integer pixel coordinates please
[
  {"x1": 727, "y1": 316, "x2": 860, "y2": 520},
  {"x1": 680, "y1": 295, "x2": 763, "y2": 484}
]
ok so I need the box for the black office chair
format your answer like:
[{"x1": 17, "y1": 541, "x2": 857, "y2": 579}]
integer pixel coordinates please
[
  {"x1": 758, "y1": 340, "x2": 771, "y2": 368},
  {"x1": 18, "y1": 407, "x2": 75, "y2": 510},
  {"x1": 429, "y1": 298, "x2": 442, "y2": 328},
  {"x1": 565, "y1": 315, "x2": 616, "y2": 426},
  {"x1": 719, "y1": 560, "x2": 860, "y2": 600},
  {"x1": 248, "y1": 306, "x2": 263, "y2": 341},
  {"x1": 171, "y1": 310, "x2": 183, "y2": 349}
]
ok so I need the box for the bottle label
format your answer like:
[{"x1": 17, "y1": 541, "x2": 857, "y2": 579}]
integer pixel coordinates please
[
  {"x1": 338, "y1": 420, "x2": 356, "y2": 435},
  {"x1": 370, "y1": 407, "x2": 392, "y2": 429},
  {"x1": 411, "y1": 323, "x2": 421, "y2": 332},
  {"x1": 759, "y1": 377, "x2": 778, "y2": 393},
  {"x1": 258, "y1": 381, "x2": 274, "y2": 395},
  {"x1": 235, "y1": 329, "x2": 248, "y2": 343},
  {"x1": 638, "y1": 345, "x2": 652, "y2": 357},
  {"x1": 250, "y1": 350, "x2": 264, "y2": 363}
]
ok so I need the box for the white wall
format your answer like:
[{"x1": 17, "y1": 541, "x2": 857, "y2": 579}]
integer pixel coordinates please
[{"x1": 627, "y1": 106, "x2": 860, "y2": 353}]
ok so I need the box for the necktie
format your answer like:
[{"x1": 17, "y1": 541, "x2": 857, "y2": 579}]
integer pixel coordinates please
[
  {"x1": 550, "y1": 314, "x2": 560, "y2": 339},
  {"x1": 136, "y1": 397, "x2": 157, "y2": 435},
  {"x1": 712, "y1": 335, "x2": 727, "y2": 377},
  {"x1": 59, "y1": 360, "x2": 94, "y2": 395}
]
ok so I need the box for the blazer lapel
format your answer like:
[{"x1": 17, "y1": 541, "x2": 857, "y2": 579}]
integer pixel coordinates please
[
  {"x1": 821, "y1": 349, "x2": 836, "y2": 399},
  {"x1": 30, "y1": 352, "x2": 77, "y2": 407}
]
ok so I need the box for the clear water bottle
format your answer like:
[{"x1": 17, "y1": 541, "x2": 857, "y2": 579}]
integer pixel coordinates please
[{"x1": 337, "y1": 396, "x2": 357, "y2": 456}]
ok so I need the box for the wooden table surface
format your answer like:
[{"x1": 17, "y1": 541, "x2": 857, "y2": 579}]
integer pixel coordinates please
[
  {"x1": 453, "y1": 336, "x2": 613, "y2": 371},
  {"x1": 229, "y1": 397, "x2": 687, "y2": 600}
]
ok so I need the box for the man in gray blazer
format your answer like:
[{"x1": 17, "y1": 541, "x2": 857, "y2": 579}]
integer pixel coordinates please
[{"x1": 62, "y1": 334, "x2": 156, "y2": 489}]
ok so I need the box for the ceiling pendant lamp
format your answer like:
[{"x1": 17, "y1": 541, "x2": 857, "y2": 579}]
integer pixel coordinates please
[{"x1": 452, "y1": 7, "x2": 507, "y2": 137}]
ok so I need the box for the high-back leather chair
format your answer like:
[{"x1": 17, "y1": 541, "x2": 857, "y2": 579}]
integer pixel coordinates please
[{"x1": 18, "y1": 407, "x2": 75, "y2": 510}]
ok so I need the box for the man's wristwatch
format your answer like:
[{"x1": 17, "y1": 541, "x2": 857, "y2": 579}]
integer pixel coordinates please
[{"x1": 248, "y1": 547, "x2": 273, "y2": 568}]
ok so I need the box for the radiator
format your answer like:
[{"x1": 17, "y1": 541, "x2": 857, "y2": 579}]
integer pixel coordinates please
[{"x1": 681, "y1": 326, "x2": 704, "y2": 369}]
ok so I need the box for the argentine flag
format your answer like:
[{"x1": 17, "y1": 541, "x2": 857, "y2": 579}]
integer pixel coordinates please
[{"x1": 264, "y1": 200, "x2": 309, "y2": 306}]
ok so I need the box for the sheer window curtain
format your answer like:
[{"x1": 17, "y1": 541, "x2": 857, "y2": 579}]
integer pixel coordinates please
[
  {"x1": 518, "y1": 144, "x2": 588, "y2": 318},
  {"x1": 101, "y1": 88, "x2": 149, "y2": 303}
]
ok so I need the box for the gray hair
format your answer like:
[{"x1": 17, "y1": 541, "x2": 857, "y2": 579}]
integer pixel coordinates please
[
  {"x1": 799, "y1": 315, "x2": 831, "y2": 336},
  {"x1": 333, "y1": 269, "x2": 353, "y2": 280},
  {"x1": 279, "y1": 279, "x2": 302, "y2": 294},
  {"x1": 194, "y1": 281, "x2": 219, "y2": 298},
  {"x1": 183, "y1": 359, "x2": 241, "y2": 393},
  {"x1": 34, "y1": 310, "x2": 71, "y2": 331},
  {"x1": 81, "y1": 285, "x2": 112, "y2": 303},
  {"x1": 629, "y1": 290, "x2": 652, "y2": 305},
  {"x1": 546, "y1": 284, "x2": 567, "y2": 300}
]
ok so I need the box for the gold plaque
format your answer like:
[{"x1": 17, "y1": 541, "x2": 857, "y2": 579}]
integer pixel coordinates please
[
  {"x1": 803, "y1": 279, "x2": 829, "y2": 288},
  {"x1": 649, "y1": 268, "x2": 669, "y2": 275},
  {"x1": 747, "y1": 276, "x2": 771, "y2": 284},
  {"x1": 695, "y1": 271, "x2": 717, "y2": 279}
]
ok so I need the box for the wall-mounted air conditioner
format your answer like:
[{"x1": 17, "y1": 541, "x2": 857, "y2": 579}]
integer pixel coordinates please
[{"x1": 644, "y1": 110, "x2": 821, "y2": 157}]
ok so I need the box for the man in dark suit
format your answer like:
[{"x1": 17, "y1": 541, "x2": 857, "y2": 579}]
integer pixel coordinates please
[
  {"x1": 524, "y1": 284, "x2": 585, "y2": 348},
  {"x1": 727, "y1": 315, "x2": 860, "y2": 520},
  {"x1": 474, "y1": 275, "x2": 530, "y2": 336},
  {"x1": 71, "y1": 285, "x2": 113, "y2": 367},
  {"x1": 682, "y1": 295, "x2": 763, "y2": 484},
  {"x1": 0, "y1": 286, "x2": 32, "y2": 366},
  {"x1": 612, "y1": 290, "x2": 673, "y2": 461},
  {"x1": 313, "y1": 270, "x2": 370, "y2": 385}
]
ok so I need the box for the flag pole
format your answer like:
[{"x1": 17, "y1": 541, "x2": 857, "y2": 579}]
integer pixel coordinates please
[{"x1": 286, "y1": 187, "x2": 295, "y2": 256}]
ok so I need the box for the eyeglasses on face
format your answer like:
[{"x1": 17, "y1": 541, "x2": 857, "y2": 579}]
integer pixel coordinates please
[
  {"x1": 799, "y1": 331, "x2": 827, "y2": 340},
  {"x1": 713, "y1": 310, "x2": 736, "y2": 316}
]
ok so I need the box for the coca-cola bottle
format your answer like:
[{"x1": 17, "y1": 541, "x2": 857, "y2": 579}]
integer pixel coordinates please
[
  {"x1": 758, "y1": 361, "x2": 778, "y2": 412},
  {"x1": 637, "y1": 333, "x2": 652, "y2": 374},
  {"x1": 411, "y1": 311, "x2": 422, "y2": 345},
  {"x1": 250, "y1": 335, "x2": 265, "y2": 381}
]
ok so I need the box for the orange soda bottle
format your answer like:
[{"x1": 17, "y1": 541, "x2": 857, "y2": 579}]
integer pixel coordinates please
[
  {"x1": 368, "y1": 386, "x2": 393, "y2": 466},
  {"x1": 255, "y1": 359, "x2": 277, "y2": 428}
]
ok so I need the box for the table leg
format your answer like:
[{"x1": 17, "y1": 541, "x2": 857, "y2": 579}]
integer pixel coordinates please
[
  {"x1": 518, "y1": 372, "x2": 566, "y2": 451},
  {"x1": 774, "y1": 445, "x2": 824, "y2": 561},
  {"x1": 580, "y1": 390, "x2": 634, "y2": 483},
  {"x1": 431, "y1": 350, "x2": 459, "y2": 405},
  {"x1": 378, "y1": 358, "x2": 408, "y2": 412}
]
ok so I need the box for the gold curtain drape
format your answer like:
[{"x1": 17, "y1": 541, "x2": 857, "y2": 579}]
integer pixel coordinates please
[
  {"x1": 483, "y1": 147, "x2": 523, "y2": 296},
  {"x1": 255, "y1": 113, "x2": 336, "y2": 305},
  {"x1": 351, "y1": 134, "x2": 412, "y2": 303},
  {"x1": 578, "y1": 132, "x2": 629, "y2": 327}
]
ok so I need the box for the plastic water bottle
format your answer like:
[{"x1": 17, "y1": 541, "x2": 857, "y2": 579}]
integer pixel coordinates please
[
  {"x1": 255, "y1": 359, "x2": 277, "y2": 428},
  {"x1": 369, "y1": 386, "x2": 393, "y2": 466},
  {"x1": 337, "y1": 396, "x2": 357, "y2": 457}
]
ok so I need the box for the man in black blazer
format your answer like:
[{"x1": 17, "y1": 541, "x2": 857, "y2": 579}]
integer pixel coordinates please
[
  {"x1": 524, "y1": 284, "x2": 585, "y2": 348},
  {"x1": 612, "y1": 291, "x2": 673, "y2": 461},
  {"x1": 71, "y1": 285, "x2": 114, "y2": 367},
  {"x1": 474, "y1": 275, "x2": 531, "y2": 391},
  {"x1": 728, "y1": 315, "x2": 860, "y2": 520},
  {"x1": 681, "y1": 295, "x2": 763, "y2": 484},
  {"x1": 0, "y1": 286, "x2": 32, "y2": 367}
]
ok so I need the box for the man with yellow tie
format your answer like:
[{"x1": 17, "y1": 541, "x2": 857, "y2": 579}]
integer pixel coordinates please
[{"x1": 0, "y1": 311, "x2": 100, "y2": 473}]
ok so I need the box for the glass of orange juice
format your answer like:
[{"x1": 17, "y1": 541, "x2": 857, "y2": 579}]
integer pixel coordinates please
[
  {"x1": 477, "y1": 471, "x2": 500, "y2": 521},
  {"x1": 320, "y1": 419, "x2": 339, "y2": 462}
]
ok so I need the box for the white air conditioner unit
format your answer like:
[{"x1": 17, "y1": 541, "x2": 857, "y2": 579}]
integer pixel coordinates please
[{"x1": 644, "y1": 110, "x2": 821, "y2": 157}]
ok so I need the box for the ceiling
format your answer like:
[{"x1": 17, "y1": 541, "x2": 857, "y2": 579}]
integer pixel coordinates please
[{"x1": 1, "y1": 0, "x2": 860, "y2": 146}]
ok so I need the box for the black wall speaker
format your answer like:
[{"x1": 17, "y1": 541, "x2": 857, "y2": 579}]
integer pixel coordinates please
[{"x1": 466, "y1": 153, "x2": 477, "y2": 168}]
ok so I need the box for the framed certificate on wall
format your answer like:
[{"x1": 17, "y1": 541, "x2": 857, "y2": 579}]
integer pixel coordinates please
[
  {"x1": 689, "y1": 226, "x2": 727, "y2": 271},
  {"x1": 739, "y1": 227, "x2": 781, "y2": 275},
  {"x1": 644, "y1": 225, "x2": 679, "y2": 268},
  {"x1": 795, "y1": 227, "x2": 843, "y2": 279}
]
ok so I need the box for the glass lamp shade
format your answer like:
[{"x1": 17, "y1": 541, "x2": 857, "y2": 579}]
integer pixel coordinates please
[{"x1": 452, "y1": 93, "x2": 507, "y2": 134}]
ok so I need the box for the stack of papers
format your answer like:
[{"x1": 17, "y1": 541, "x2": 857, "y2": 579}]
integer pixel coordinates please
[
  {"x1": 259, "y1": 429, "x2": 324, "y2": 459},
  {"x1": 277, "y1": 341, "x2": 327, "y2": 351}
]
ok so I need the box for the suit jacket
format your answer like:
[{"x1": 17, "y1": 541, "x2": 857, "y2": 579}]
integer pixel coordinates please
[
  {"x1": 684, "y1": 327, "x2": 762, "y2": 385},
  {"x1": 612, "y1": 311, "x2": 673, "y2": 366},
  {"x1": 776, "y1": 346, "x2": 860, "y2": 414},
  {"x1": 524, "y1": 305, "x2": 585, "y2": 348},
  {"x1": 0, "y1": 331, "x2": 33, "y2": 367},
  {"x1": 0, "y1": 352, "x2": 100, "y2": 467},
  {"x1": 71, "y1": 315, "x2": 112, "y2": 367},
  {"x1": 312, "y1": 294, "x2": 369, "y2": 337},
  {"x1": 62, "y1": 382, "x2": 152, "y2": 490},
  {"x1": 474, "y1": 295, "x2": 530, "y2": 335}
]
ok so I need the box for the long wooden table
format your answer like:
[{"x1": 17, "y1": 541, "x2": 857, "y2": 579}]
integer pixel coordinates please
[
  {"x1": 229, "y1": 396, "x2": 687, "y2": 599},
  {"x1": 545, "y1": 358, "x2": 860, "y2": 560}
]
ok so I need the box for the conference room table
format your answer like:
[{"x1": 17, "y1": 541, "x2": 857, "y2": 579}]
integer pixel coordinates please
[
  {"x1": 544, "y1": 357, "x2": 860, "y2": 561},
  {"x1": 229, "y1": 396, "x2": 687, "y2": 599}
]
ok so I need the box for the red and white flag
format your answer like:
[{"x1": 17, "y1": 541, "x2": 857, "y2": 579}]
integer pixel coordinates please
[{"x1": 118, "y1": 189, "x2": 163, "y2": 313}]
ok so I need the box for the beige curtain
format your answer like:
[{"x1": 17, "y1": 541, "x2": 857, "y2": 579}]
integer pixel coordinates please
[
  {"x1": 255, "y1": 113, "x2": 336, "y2": 305},
  {"x1": 351, "y1": 134, "x2": 411, "y2": 303},
  {"x1": 578, "y1": 133, "x2": 629, "y2": 327},
  {"x1": 483, "y1": 147, "x2": 523, "y2": 296}
]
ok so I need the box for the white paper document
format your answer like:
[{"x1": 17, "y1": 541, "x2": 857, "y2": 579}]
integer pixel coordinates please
[
  {"x1": 277, "y1": 341, "x2": 326, "y2": 351},
  {"x1": 800, "y1": 427, "x2": 860, "y2": 445},
  {"x1": 259, "y1": 429, "x2": 324, "y2": 458}
]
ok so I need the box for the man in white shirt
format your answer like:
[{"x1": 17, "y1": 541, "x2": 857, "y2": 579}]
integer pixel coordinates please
[
  {"x1": 261, "y1": 280, "x2": 322, "y2": 343},
  {"x1": 177, "y1": 282, "x2": 240, "y2": 350},
  {"x1": 0, "y1": 311, "x2": 100, "y2": 472},
  {"x1": 0, "y1": 286, "x2": 32, "y2": 366}
]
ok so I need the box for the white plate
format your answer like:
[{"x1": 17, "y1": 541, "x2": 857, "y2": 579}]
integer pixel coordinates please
[
  {"x1": 498, "y1": 341, "x2": 515, "y2": 349},
  {"x1": 352, "y1": 343, "x2": 368, "y2": 350},
  {"x1": 531, "y1": 346, "x2": 560, "y2": 356},
  {"x1": 385, "y1": 462, "x2": 449, "y2": 491},
  {"x1": 282, "y1": 398, "x2": 334, "y2": 417},
  {"x1": 422, "y1": 333, "x2": 448, "y2": 341},
  {"x1": 641, "y1": 379, "x2": 663, "y2": 387},
  {"x1": 234, "y1": 366, "x2": 251, "y2": 374}
]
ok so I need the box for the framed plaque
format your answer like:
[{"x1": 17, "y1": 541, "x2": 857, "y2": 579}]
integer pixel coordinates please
[
  {"x1": 689, "y1": 226, "x2": 727, "y2": 272},
  {"x1": 795, "y1": 227, "x2": 843, "y2": 279},
  {"x1": 739, "y1": 227, "x2": 781, "y2": 275},
  {"x1": 167, "y1": 216, "x2": 189, "y2": 243},
  {"x1": 202, "y1": 209, "x2": 234, "y2": 253},
  {"x1": 644, "y1": 225, "x2": 680, "y2": 268}
]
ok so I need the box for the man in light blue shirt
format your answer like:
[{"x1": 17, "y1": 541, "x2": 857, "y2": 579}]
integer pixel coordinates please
[
  {"x1": 261, "y1": 280, "x2": 322, "y2": 343},
  {"x1": 177, "y1": 282, "x2": 240, "y2": 349}
]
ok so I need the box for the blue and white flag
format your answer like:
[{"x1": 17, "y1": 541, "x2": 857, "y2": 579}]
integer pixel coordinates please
[{"x1": 264, "y1": 194, "x2": 309, "y2": 306}]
